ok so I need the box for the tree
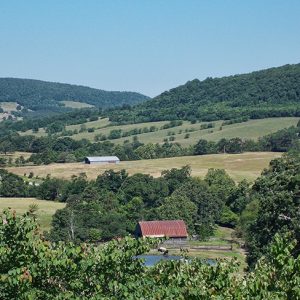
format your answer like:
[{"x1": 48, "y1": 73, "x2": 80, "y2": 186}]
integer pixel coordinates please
[
  {"x1": 227, "y1": 179, "x2": 251, "y2": 214},
  {"x1": 219, "y1": 206, "x2": 239, "y2": 228},
  {"x1": 245, "y1": 152, "x2": 300, "y2": 266},
  {"x1": 119, "y1": 173, "x2": 169, "y2": 206},
  {"x1": 0, "y1": 140, "x2": 13, "y2": 155},
  {"x1": 161, "y1": 165, "x2": 191, "y2": 193},
  {"x1": 135, "y1": 143, "x2": 158, "y2": 159},
  {"x1": 194, "y1": 139, "x2": 216, "y2": 155},
  {"x1": 157, "y1": 194, "x2": 197, "y2": 233},
  {"x1": 173, "y1": 178, "x2": 221, "y2": 239},
  {"x1": 205, "y1": 168, "x2": 236, "y2": 204},
  {"x1": 0, "y1": 169, "x2": 27, "y2": 197},
  {"x1": 45, "y1": 122, "x2": 65, "y2": 134},
  {"x1": 96, "y1": 169, "x2": 128, "y2": 193},
  {"x1": 36, "y1": 175, "x2": 66, "y2": 200}
]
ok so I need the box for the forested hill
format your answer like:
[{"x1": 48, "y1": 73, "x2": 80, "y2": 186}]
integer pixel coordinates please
[
  {"x1": 109, "y1": 63, "x2": 300, "y2": 123},
  {"x1": 0, "y1": 78, "x2": 149, "y2": 115}
]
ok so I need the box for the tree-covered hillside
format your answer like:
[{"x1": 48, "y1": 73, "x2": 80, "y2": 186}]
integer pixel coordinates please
[
  {"x1": 109, "y1": 63, "x2": 300, "y2": 123},
  {"x1": 0, "y1": 78, "x2": 149, "y2": 115}
]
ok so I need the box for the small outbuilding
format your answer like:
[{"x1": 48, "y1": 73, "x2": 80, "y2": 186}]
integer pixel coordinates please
[
  {"x1": 135, "y1": 220, "x2": 188, "y2": 240},
  {"x1": 84, "y1": 156, "x2": 120, "y2": 164}
]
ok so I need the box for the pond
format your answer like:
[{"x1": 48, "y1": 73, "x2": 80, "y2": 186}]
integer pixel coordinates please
[{"x1": 136, "y1": 255, "x2": 215, "y2": 267}]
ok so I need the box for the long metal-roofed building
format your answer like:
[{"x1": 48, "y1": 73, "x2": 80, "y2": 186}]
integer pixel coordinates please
[
  {"x1": 84, "y1": 156, "x2": 120, "y2": 164},
  {"x1": 135, "y1": 220, "x2": 188, "y2": 240}
]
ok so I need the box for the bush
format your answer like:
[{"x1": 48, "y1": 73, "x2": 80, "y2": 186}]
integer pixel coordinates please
[{"x1": 218, "y1": 206, "x2": 239, "y2": 228}]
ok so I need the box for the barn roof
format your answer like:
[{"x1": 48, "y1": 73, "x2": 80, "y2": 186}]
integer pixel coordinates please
[
  {"x1": 138, "y1": 220, "x2": 188, "y2": 238},
  {"x1": 85, "y1": 156, "x2": 120, "y2": 162}
]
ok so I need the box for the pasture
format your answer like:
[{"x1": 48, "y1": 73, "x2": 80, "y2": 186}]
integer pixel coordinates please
[
  {"x1": 0, "y1": 151, "x2": 33, "y2": 161},
  {"x1": 61, "y1": 100, "x2": 94, "y2": 109},
  {"x1": 18, "y1": 117, "x2": 299, "y2": 146},
  {"x1": 109, "y1": 117, "x2": 299, "y2": 146},
  {"x1": 20, "y1": 117, "x2": 111, "y2": 137},
  {"x1": 0, "y1": 101, "x2": 21, "y2": 121},
  {"x1": 0, "y1": 198, "x2": 65, "y2": 231},
  {"x1": 6, "y1": 152, "x2": 282, "y2": 182}
]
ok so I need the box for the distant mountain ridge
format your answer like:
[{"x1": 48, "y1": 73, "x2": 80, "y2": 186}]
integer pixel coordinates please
[
  {"x1": 0, "y1": 78, "x2": 149, "y2": 115},
  {"x1": 109, "y1": 63, "x2": 300, "y2": 123}
]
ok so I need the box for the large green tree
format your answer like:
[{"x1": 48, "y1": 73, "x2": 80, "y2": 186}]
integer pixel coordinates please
[
  {"x1": 246, "y1": 152, "x2": 300, "y2": 266},
  {"x1": 157, "y1": 194, "x2": 198, "y2": 233}
]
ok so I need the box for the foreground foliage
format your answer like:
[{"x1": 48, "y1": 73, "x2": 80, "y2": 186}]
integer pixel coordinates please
[{"x1": 0, "y1": 209, "x2": 299, "y2": 299}]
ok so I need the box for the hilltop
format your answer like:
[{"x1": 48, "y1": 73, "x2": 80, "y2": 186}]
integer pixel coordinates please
[
  {"x1": 0, "y1": 78, "x2": 149, "y2": 117},
  {"x1": 109, "y1": 63, "x2": 300, "y2": 123}
]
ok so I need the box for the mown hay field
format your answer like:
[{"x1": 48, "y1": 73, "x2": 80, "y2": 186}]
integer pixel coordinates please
[
  {"x1": 0, "y1": 151, "x2": 32, "y2": 161},
  {"x1": 6, "y1": 152, "x2": 282, "y2": 182}
]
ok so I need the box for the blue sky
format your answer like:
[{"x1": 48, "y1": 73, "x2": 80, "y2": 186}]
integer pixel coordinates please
[{"x1": 0, "y1": 0, "x2": 299, "y2": 97}]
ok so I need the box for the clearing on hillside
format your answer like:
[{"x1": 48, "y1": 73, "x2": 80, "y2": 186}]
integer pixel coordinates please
[
  {"x1": 61, "y1": 100, "x2": 94, "y2": 109},
  {"x1": 6, "y1": 152, "x2": 282, "y2": 182},
  {"x1": 0, "y1": 198, "x2": 65, "y2": 231},
  {"x1": 0, "y1": 151, "x2": 33, "y2": 161},
  {"x1": 18, "y1": 117, "x2": 299, "y2": 145},
  {"x1": 0, "y1": 101, "x2": 22, "y2": 121}
]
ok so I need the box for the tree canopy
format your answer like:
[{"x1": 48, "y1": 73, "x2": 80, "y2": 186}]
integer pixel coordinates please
[{"x1": 108, "y1": 63, "x2": 300, "y2": 123}]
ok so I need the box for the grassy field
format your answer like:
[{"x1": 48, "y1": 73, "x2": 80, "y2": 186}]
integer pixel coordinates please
[
  {"x1": 110, "y1": 117, "x2": 299, "y2": 146},
  {"x1": 19, "y1": 117, "x2": 299, "y2": 145},
  {"x1": 0, "y1": 101, "x2": 21, "y2": 121},
  {"x1": 20, "y1": 117, "x2": 111, "y2": 137},
  {"x1": 0, "y1": 198, "x2": 65, "y2": 231},
  {"x1": 0, "y1": 151, "x2": 33, "y2": 161},
  {"x1": 61, "y1": 100, "x2": 94, "y2": 109},
  {"x1": 0, "y1": 101, "x2": 20, "y2": 112},
  {"x1": 6, "y1": 152, "x2": 281, "y2": 182}
]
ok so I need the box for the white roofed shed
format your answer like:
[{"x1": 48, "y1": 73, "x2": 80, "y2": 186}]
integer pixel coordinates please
[{"x1": 84, "y1": 156, "x2": 120, "y2": 164}]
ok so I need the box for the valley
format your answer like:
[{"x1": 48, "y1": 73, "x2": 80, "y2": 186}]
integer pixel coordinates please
[{"x1": 1, "y1": 2, "x2": 300, "y2": 297}]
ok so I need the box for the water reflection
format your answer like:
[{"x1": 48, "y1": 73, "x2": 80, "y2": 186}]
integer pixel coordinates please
[{"x1": 136, "y1": 255, "x2": 215, "y2": 267}]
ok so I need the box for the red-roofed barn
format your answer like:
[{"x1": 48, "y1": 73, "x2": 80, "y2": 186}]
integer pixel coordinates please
[{"x1": 135, "y1": 220, "x2": 188, "y2": 240}]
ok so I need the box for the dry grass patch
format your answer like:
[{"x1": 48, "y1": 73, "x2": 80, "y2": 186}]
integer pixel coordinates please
[
  {"x1": 0, "y1": 151, "x2": 32, "y2": 161},
  {"x1": 6, "y1": 152, "x2": 281, "y2": 182}
]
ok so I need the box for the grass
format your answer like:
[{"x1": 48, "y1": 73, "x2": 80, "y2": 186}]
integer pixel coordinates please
[
  {"x1": 67, "y1": 120, "x2": 170, "y2": 141},
  {"x1": 18, "y1": 117, "x2": 299, "y2": 145},
  {"x1": 184, "y1": 225, "x2": 247, "y2": 271},
  {"x1": 0, "y1": 198, "x2": 65, "y2": 231},
  {"x1": 0, "y1": 151, "x2": 33, "y2": 161},
  {"x1": 66, "y1": 117, "x2": 110, "y2": 131},
  {"x1": 0, "y1": 102, "x2": 21, "y2": 121},
  {"x1": 61, "y1": 100, "x2": 94, "y2": 109},
  {"x1": 110, "y1": 117, "x2": 299, "y2": 146},
  {"x1": 65, "y1": 117, "x2": 300, "y2": 145},
  {"x1": 6, "y1": 152, "x2": 281, "y2": 182},
  {"x1": 0, "y1": 101, "x2": 19, "y2": 112},
  {"x1": 20, "y1": 117, "x2": 111, "y2": 137}
]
